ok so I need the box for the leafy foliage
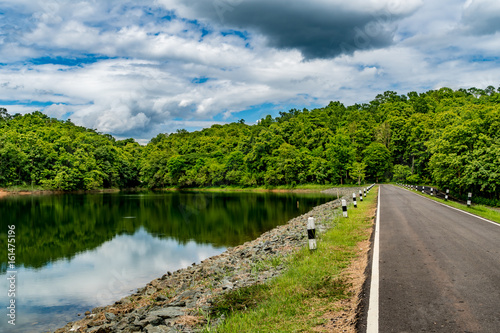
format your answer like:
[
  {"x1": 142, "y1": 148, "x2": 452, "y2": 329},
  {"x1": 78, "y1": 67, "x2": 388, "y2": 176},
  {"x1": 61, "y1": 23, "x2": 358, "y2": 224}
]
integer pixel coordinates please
[
  {"x1": 0, "y1": 111, "x2": 141, "y2": 190},
  {"x1": 1, "y1": 86, "x2": 499, "y2": 202}
]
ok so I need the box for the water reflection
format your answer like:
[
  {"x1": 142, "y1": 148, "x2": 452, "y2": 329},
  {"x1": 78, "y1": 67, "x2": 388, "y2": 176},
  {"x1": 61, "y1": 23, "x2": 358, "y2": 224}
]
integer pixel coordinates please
[
  {"x1": 16, "y1": 228, "x2": 223, "y2": 308},
  {"x1": 0, "y1": 191, "x2": 333, "y2": 332}
]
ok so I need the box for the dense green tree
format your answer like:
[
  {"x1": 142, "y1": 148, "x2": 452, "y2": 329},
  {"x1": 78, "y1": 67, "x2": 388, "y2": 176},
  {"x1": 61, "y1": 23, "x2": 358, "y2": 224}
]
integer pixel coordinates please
[
  {"x1": 363, "y1": 142, "x2": 392, "y2": 182},
  {"x1": 350, "y1": 162, "x2": 366, "y2": 185},
  {"x1": 393, "y1": 164, "x2": 412, "y2": 182},
  {"x1": 0, "y1": 111, "x2": 141, "y2": 190},
  {"x1": 1, "y1": 86, "x2": 499, "y2": 204}
]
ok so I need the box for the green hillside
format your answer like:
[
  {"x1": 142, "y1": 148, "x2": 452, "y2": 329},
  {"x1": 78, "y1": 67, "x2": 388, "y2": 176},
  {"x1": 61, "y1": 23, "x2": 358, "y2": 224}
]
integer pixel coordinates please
[{"x1": 1, "y1": 86, "x2": 499, "y2": 204}]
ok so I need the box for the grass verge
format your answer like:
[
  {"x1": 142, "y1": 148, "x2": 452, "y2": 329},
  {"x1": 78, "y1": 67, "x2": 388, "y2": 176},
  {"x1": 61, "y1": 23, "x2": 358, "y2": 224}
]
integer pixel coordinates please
[
  {"x1": 208, "y1": 187, "x2": 378, "y2": 332},
  {"x1": 396, "y1": 185, "x2": 500, "y2": 224},
  {"x1": 164, "y1": 184, "x2": 365, "y2": 192}
]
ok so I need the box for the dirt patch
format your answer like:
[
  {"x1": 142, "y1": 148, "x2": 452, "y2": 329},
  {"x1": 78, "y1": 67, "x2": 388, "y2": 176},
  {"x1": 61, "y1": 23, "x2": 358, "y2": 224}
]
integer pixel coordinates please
[{"x1": 313, "y1": 212, "x2": 375, "y2": 332}]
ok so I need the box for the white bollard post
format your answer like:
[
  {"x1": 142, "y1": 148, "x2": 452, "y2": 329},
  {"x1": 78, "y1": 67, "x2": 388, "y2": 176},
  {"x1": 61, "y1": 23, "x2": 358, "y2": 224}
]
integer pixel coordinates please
[
  {"x1": 307, "y1": 217, "x2": 317, "y2": 251},
  {"x1": 431, "y1": 188, "x2": 434, "y2": 196},
  {"x1": 467, "y1": 192, "x2": 472, "y2": 207},
  {"x1": 364, "y1": 188, "x2": 367, "y2": 197},
  {"x1": 353, "y1": 193, "x2": 357, "y2": 208},
  {"x1": 342, "y1": 199, "x2": 348, "y2": 217},
  {"x1": 359, "y1": 190, "x2": 363, "y2": 202}
]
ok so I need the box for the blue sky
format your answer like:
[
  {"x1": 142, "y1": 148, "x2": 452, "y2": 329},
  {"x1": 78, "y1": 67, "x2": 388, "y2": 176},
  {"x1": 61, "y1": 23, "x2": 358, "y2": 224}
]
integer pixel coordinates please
[{"x1": 1, "y1": 0, "x2": 499, "y2": 143}]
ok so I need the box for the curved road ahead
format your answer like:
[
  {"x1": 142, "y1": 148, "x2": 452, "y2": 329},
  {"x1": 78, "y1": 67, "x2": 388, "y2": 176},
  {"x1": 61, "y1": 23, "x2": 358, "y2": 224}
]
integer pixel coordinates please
[{"x1": 365, "y1": 185, "x2": 500, "y2": 332}]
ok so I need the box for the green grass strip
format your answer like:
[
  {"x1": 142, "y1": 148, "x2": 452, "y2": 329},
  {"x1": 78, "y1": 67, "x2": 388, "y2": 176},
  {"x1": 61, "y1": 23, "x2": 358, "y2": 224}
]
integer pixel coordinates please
[
  {"x1": 161, "y1": 183, "x2": 367, "y2": 192},
  {"x1": 396, "y1": 185, "x2": 500, "y2": 224},
  {"x1": 206, "y1": 187, "x2": 378, "y2": 333}
]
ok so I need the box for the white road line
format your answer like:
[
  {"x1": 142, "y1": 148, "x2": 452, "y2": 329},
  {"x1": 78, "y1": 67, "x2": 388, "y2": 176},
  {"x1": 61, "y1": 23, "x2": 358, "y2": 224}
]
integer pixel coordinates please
[
  {"x1": 367, "y1": 186, "x2": 380, "y2": 333},
  {"x1": 393, "y1": 185, "x2": 499, "y2": 227}
]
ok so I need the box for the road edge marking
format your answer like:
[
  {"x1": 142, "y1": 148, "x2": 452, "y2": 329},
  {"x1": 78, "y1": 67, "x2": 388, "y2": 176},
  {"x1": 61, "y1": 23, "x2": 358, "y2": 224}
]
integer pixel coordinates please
[
  {"x1": 367, "y1": 186, "x2": 380, "y2": 333},
  {"x1": 393, "y1": 185, "x2": 499, "y2": 227}
]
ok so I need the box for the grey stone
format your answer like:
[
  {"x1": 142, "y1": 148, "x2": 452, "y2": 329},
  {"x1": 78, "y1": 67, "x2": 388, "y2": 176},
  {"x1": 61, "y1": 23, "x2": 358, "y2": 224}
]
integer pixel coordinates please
[
  {"x1": 145, "y1": 324, "x2": 172, "y2": 333},
  {"x1": 155, "y1": 295, "x2": 169, "y2": 302},
  {"x1": 148, "y1": 307, "x2": 184, "y2": 319},
  {"x1": 104, "y1": 312, "x2": 116, "y2": 321},
  {"x1": 177, "y1": 289, "x2": 197, "y2": 299},
  {"x1": 86, "y1": 324, "x2": 114, "y2": 333},
  {"x1": 115, "y1": 318, "x2": 129, "y2": 330},
  {"x1": 222, "y1": 281, "x2": 233, "y2": 290},
  {"x1": 132, "y1": 317, "x2": 146, "y2": 329},
  {"x1": 168, "y1": 299, "x2": 186, "y2": 307},
  {"x1": 145, "y1": 314, "x2": 163, "y2": 326}
]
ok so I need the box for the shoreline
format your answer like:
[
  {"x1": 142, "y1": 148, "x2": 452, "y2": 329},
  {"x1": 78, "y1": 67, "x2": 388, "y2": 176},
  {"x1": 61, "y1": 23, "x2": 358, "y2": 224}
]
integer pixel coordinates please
[
  {"x1": 54, "y1": 186, "x2": 365, "y2": 333},
  {"x1": 0, "y1": 184, "x2": 362, "y2": 198},
  {"x1": 0, "y1": 188, "x2": 121, "y2": 198}
]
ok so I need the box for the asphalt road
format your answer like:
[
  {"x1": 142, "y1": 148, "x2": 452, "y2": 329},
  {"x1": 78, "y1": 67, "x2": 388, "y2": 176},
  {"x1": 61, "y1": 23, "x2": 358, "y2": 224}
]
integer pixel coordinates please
[{"x1": 373, "y1": 185, "x2": 500, "y2": 332}]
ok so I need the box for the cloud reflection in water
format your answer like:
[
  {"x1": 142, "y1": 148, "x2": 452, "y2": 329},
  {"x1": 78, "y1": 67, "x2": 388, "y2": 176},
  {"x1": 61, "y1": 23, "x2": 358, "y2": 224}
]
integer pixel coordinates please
[{"x1": 0, "y1": 227, "x2": 225, "y2": 332}]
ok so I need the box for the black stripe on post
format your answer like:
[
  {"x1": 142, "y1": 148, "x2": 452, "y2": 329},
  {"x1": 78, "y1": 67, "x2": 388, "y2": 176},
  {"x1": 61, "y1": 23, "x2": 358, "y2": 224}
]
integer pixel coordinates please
[
  {"x1": 307, "y1": 217, "x2": 317, "y2": 251},
  {"x1": 308, "y1": 229, "x2": 316, "y2": 239}
]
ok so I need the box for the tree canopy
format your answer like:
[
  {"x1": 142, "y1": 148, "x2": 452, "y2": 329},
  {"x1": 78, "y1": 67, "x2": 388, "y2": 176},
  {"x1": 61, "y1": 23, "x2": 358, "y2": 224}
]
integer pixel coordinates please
[
  {"x1": 0, "y1": 111, "x2": 141, "y2": 190},
  {"x1": 1, "y1": 86, "x2": 499, "y2": 204}
]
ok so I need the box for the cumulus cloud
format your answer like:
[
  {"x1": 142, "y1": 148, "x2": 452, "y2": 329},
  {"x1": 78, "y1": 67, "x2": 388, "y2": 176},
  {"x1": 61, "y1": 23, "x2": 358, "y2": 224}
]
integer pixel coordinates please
[{"x1": 462, "y1": 0, "x2": 500, "y2": 35}]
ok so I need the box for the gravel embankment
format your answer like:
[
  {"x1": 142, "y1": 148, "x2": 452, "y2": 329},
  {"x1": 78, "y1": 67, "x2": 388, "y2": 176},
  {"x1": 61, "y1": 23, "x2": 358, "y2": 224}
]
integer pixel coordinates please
[{"x1": 55, "y1": 186, "x2": 367, "y2": 333}]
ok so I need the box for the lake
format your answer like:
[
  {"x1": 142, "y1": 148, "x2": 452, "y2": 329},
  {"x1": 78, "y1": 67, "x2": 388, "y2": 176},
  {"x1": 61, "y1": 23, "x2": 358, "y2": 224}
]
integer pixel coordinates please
[{"x1": 0, "y1": 190, "x2": 334, "y2": 332}]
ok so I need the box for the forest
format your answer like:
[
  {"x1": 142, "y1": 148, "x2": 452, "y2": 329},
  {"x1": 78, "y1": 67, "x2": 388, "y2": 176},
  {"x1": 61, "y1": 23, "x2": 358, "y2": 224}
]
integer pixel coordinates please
[{"x1": 1, "y1": 86, "x2": 499, "y2": 205}]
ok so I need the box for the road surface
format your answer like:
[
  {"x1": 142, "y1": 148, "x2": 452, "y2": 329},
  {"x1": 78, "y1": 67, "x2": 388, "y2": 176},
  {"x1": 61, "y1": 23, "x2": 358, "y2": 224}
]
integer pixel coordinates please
[{"x1": 365, "y1": 185, "x2": 500, "y2": 332}]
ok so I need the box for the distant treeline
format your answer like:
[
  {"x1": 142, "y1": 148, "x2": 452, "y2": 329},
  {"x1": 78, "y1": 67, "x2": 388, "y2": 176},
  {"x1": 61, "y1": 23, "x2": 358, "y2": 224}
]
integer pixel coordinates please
[{"x1": 1, "y1": 86, "x2": 499, "y2": 204}]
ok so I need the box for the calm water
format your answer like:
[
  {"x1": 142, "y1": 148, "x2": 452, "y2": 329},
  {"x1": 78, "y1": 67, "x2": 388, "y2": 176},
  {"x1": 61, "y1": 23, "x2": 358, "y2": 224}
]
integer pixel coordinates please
[{"x1": 0, "y1": 191, "x2": 333, "y2": 332}]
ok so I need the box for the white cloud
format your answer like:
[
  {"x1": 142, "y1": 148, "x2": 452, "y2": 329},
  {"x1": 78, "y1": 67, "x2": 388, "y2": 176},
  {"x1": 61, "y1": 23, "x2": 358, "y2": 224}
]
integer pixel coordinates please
[{"x1": 462, "y1": 0, "x2": 500, "y2": 35}]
